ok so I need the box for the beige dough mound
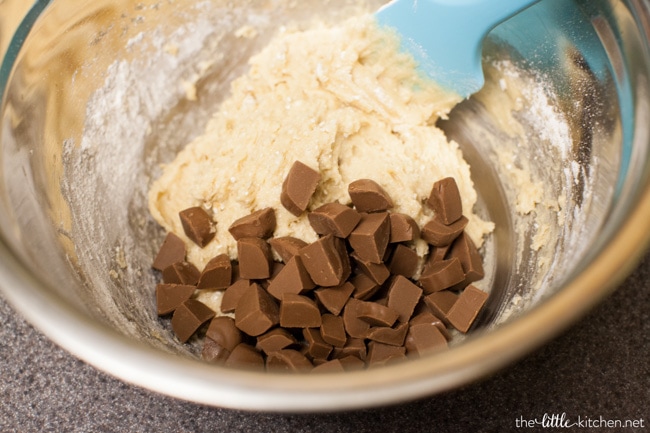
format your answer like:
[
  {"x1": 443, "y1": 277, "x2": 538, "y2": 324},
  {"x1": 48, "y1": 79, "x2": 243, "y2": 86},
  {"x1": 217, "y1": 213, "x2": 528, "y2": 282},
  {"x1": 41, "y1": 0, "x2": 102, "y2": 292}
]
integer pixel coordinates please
[{"x1": 148, "y1": 15, "x2": 494, "y2": 269}]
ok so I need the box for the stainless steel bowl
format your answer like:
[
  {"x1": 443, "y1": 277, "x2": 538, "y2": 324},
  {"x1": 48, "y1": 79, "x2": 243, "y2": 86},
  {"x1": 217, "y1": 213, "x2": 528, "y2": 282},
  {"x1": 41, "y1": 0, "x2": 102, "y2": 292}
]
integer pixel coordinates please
[{"x1": 1, "y1": 0, "x2": 649, "y2": 411}]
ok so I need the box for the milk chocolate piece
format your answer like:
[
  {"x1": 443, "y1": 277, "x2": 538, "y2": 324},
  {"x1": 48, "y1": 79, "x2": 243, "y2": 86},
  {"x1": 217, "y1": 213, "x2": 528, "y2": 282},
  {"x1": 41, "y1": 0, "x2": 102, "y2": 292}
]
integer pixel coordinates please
[
  {"x1": 426, "y1": 244, "x2": 451, "y2": 265},
  {"x1": 366, "y1": 341, "x2": 406, "y2": 366},
  {"x1": 405, "y1": 323, "x2": 448, "y2": 355},
  {"x1": 330, "y1": 338, "x2": 367, "y2": 361},
  {"x1": 237, "y1": 237, "x2": 273, "y2": 280},
  {"x1": 387, "y1": 244, "x2": 419, "y2": 278},
  {"x1": 311, "y1": 359, "x2": 345, "y2": 373},
  {"x1": 356, "y1": 301, "x2": 399, "y2": 327},
  {"x1": 320, "y1": 314, "x2": 347, "y2": 347},
  {"x1": 308, "y1": 202, "x2": 361, "y2": 238},
  {"x1": 418, "y1": 258, "x2": 465, "y2": 294},
  {"x1": 280, "y1": 294, "x2": 322, "y2": 328},
  {"x1": 266, "y1": 349, "x2": 313, "y2": 372},
  {"x1": 179, "y1": 206, "x2": 215, "y2": 247},
  {"x1": 162, "y1": 261, "x2": 201, "y2": 285},
  {"x1": 205, "y1": 316, "x2": 242, "y2": 353},
  {"x1": 220, "y1": 279, "x2": 251, "y2": 313},
  {"x1": 234, "y1": 283, "x2": 279, "y2": 336},
  {"x1": 197, "y1": 254, "x2": 232, "y2": 290},
  {"x1": 313, "y1": 282, "x2": 354, "y2": 315},
  {"x1": 171, "y1": 299, "x2": 215, "y2": 343},
  {"x1": 427, "y1": 177, "x2": 463, "y2": 225},
  {"x1": 447, "y1": 232, "x2": 485, "y2": 287},
  {"x1": 348, "y1": 212, "x2": 390, "y2": 264},
  {"x1": 299, "y1": 235, "x2": 351, "y2": 287},
  {"x1": 228, "y1": 207, "x2": 276, "y2": 240},
  {"x1": 423, "y1": 290, "x2": 459, "y2": 321},
  {"x1": 421, "y1": 216, "x2": 468, "y2": 247},
  {"x1": 267, "y1": 256, "x2": 315, "y2": 300},
  {"x1": 386, "y1": 275, "x2": 422, "y2": 323},
  {"x1": 256, "y1": 328, "x2": 297, "y2": 354},
  {"x1": 446, "y1": 285, "x2": 488, "y2": 333},
  {"x1": 225, "y1": 343, "x2": 265, "y2": 369},
  {"x1": 410, "y1": 311, "x2": 450, "y2": 340},
  {"x1": 351, "y1": 253, "x2": 390, "y2": 285},
  {"x1": 367, "y1": 321, "x2": 408, "y2": 346},
  {"x1": 348, "y1": 179, "x2": 394, "y2": 212},
  {"x1": 281, "y1": 161, "x2": 321, "y2": 216},
  {"x1": 388, "y1": 213, "x2": 420, "y2": 243},
  {"x1": 156, "y1": 284, "x2": 195, "y2": 316},
  {"x1": 342, "y1": 298, "x2": 370, "y2": 339},
  {"x1": 202, "y1": 337, "x2": 231, "y2": 363},
  {"x1": 268, "y1": 236, "x2": 308, "y2": 263},
  {"x1": 302, "y1": 328, "x2": 333, "y2": 360},
  {"x1": 337, "y1": 355, "x2": 366, "y2": 370},
  {"x1": 152, "y1": 232, "x2": 186, "y2": 271},
  {"x1": 350, "y1": 272, "x2": 380, "y2": 300}
]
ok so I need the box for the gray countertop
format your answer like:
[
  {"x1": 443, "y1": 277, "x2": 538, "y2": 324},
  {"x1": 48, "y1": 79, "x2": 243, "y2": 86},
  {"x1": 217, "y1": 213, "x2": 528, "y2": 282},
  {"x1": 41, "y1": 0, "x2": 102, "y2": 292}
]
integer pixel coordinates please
[{"x1": 1, "y1": 252, "x2": 648, "y2": 433}]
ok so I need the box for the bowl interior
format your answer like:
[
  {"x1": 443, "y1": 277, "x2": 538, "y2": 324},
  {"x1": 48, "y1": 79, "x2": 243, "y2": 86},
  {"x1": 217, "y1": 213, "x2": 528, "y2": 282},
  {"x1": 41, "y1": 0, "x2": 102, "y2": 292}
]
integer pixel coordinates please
[{"x1": 1, "y1": 0, "x2": 648, "y2": 409}]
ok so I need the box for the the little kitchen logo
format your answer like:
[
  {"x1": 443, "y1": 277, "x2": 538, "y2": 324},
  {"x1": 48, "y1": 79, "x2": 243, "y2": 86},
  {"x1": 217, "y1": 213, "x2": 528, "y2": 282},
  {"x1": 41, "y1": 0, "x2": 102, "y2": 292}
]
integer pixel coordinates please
[{"x1": 516, "y1": 413, "x2": 646, "y2": 429}]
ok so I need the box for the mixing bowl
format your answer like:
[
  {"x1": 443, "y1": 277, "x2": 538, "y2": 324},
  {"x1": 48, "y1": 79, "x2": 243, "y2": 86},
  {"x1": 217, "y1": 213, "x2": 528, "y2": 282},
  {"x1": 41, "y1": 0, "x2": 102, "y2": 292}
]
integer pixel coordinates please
[{"x1": 1, "y1": 0, "x2": 649, "y2": 411}]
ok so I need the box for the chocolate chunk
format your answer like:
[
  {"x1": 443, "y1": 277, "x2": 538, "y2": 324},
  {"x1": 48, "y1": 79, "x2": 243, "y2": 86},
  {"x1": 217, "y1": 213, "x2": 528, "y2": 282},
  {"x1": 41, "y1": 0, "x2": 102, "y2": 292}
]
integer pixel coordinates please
[
  {"x1": 356, "y1": 301, "x2": 399, "y2": 327},
  {"x1": 348, "y1": 179, "x2": 394, "y2": 212},
  {"x1": 421, "y1": 216, "x2": 468, "y2": 247},
  {"x1": 268, "y1": 236, "x2": 308, "y2": 263},
  {"x1": 224, "y1": 343, "x2": 265, "y2": 369},
  {"x1": 342, "y1": 298, "x2": 370, "y2": 339},
  {"x1": 171, "y1": 299, "x2": 215, "y2": 343},
  {"x1": 348, "y1": 212, "x2": 391, "y2": 264},
  {"x1": 205, "y1": 316, "x2": 242, "y2": 353},
  {"x1": 367, "y1": 321, "x2": 408, "y2": 346},
  {"x1": 387, "y1": 244, "x2": 419, "y2": 278},
  {"x1": 234, "y1": 283, "x2": 279, "y2": 336},
  {"x1": 237, "y1": 237, "x2": 273, "y2": 280},
  {"x1": 311, "y1": 359, "x2": 346, "y2": 373},
  {"x1": 299, "y1": 235, "x2": 351, "y2": 287},
  {"x1": 162, "y1": 261, "x2": 201, "y2": 285},
  {"x1": 202, "y1": 337, "x2": 231, "y2": 363},
  {"x1": 337, "y1": 355, "x2": 366, "y2": 370},
  {"x1": 366, "y1": 341, "x2": 406, "y2": 366},
  {"x1": 386, "y1": 275, "x2": 422, "y2": 323},
  {"x1": 280, "y1": 294, "x2": 322, "y2": 328},
  {"x1": 320, "y1": 314, "x2": 347, "y2": 347},
  {"x1": 405, "y1": 323, "x2": 448, "y2": 355},
  {"x1": 303, "y1": 328, "x2": 333, "y2": 360},
  {"x1": 308, "y1": 202, "x2": 361, "y2": 238},
  {"x1": 179, "y1": 206, "x2": 215, "y2": 247},
  {"x1": 281, "y1": 161, "x2": 321, "y2": 216},
  {"x1": 266, "y1": 349, "x2": 314, "y2": 372},
  {"x1": 228, "y1": 207, "x2": 276, "y2": 240},
  {"x1": 426, "y1": 244, "x2": 451, "y2": 265},
  {"x1": 330, "y1": 337, "x2": 367, "y2": 361},
  {"x1": 156, "y1": 284, "x2": 196, "y2": 316},
  {"x1": 388, "y1": 213, "x2": 420, "y2": 243},
  {"x1": 256, "y1": 328, "x2": 297, "y2": 354},
  {"x1": 197, "y1": 254, "x2": 232, "y2": 290},
  {"x1": 313, "y1": 282, "x2": 354, "y2": 315},
  {"x1": 419, "y1": 258, "x2": 465, "y2": 294},
  {"x1": 152, "y1": 232, "x2": 186, "y2": 271},
  {"x1": 350, "y1": 272, "x2": 380, "y2": 300},
  {"x1": 447, "y1": 232, "x2": 485, "y2": 287},
  {"x1": 267, "y1": 256, "x2": 315, "y2": 300},
  {"x1": 411, "y1": 311, "x2": 450, "y2": 340},
  {"x1": 446, "y1": 285, "x2": 488, "y2": 333},
  {"x1": 220, "y1": 279, "x2": 251, "y2": 314},
  {"x1": 423, "y1": 290, "x2": 459, "y2": 321},
  {"x1": 351, "y1": 253, "x2": 390, "y2": 285},
  {"x1": 427, "y1": 177, "x2": 463, "y2": 225}
]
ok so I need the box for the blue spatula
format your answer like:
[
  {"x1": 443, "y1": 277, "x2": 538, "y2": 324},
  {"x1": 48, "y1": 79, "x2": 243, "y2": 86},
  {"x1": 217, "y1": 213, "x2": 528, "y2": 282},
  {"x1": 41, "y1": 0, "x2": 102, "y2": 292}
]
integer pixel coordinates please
[{"x1": 376, "y1": 0, "x2": 541, "y2": 97}]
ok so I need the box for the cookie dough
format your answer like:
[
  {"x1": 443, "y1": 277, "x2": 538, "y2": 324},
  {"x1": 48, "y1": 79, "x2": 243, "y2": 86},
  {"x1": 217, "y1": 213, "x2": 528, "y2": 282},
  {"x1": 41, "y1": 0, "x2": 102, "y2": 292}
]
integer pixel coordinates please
[{"x1": 148, "y1": 15, "x2": 494, "y2": 269}]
